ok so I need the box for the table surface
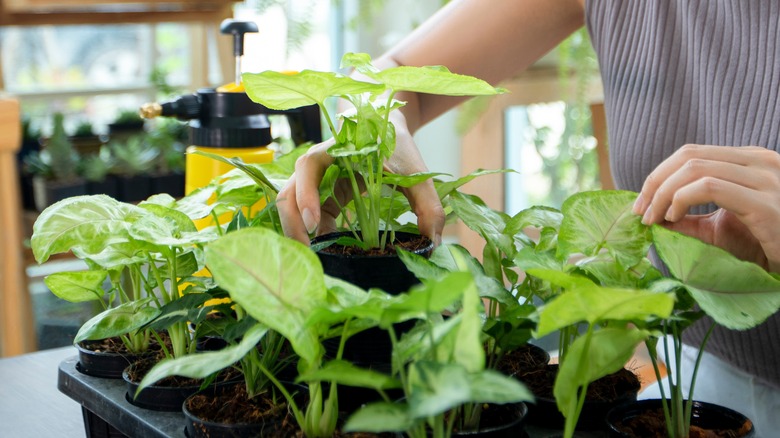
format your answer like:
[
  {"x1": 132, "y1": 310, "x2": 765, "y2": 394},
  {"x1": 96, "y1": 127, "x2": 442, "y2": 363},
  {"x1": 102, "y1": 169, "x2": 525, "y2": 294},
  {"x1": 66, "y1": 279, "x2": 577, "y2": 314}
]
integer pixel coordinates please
[{"x1": 0, "y1": 346, "x2": 83, "y2": 437}]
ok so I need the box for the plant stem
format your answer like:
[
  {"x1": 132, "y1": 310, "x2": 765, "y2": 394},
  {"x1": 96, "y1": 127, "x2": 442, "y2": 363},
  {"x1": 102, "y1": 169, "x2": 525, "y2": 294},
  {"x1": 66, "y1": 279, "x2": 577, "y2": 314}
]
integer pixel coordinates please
[
  {"x1": 685, "y1": 322, "x2": 715, "y2": 434},
  {"x1": 563, "y1": 324, "x2": 594, "y2": 438}
]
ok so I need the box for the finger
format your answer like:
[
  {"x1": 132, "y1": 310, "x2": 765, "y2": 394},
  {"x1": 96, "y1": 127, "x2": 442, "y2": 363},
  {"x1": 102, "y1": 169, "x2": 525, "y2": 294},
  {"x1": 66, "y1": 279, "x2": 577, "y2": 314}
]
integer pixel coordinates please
[
  {"x1": 659, "y1": 177, "x2": 762, "y2": 223},
  {"x1": 403, "y1": 179, "x2": 445, "y2": 246},
  {"x1": 277, "y1": 177, "x2": 311, "y2": 245},
  {"x1": 633, "y1": 145, "x2": 769, "y2": 214},
  {"x1": 641, "y1": 160, "x2": 769, "y2": 224},
  {"x1": 293, "y1": 143, "x2": 335, "y2": 235}
]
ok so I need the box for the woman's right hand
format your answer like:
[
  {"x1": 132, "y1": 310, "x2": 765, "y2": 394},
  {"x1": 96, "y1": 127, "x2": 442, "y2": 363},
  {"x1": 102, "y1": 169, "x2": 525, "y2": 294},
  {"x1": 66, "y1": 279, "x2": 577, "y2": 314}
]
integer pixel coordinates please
[{"x1": 277, "y1": 112, "x2": 446, "y2": 246}]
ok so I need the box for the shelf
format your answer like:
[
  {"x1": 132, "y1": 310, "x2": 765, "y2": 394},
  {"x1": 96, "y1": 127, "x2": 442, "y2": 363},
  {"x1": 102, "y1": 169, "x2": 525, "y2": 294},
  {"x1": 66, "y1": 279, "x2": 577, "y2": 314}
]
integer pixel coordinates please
[{"x1": 0, "y1": 0, "x2": 236, "y2": 25}]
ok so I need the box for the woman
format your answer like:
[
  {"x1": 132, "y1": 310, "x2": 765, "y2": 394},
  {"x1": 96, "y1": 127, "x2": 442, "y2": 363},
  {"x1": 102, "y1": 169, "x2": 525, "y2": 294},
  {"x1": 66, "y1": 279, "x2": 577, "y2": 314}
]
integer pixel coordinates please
[{"x1": 277, "y1": 1, "x2": 780, "y2": 434}]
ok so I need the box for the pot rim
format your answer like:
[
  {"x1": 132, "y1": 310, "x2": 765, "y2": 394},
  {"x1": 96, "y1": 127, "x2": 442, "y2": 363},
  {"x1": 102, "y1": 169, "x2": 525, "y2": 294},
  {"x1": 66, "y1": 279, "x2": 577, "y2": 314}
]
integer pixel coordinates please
[{"x1": 311, "y1": 230, "x2": 434, "y2": 258}]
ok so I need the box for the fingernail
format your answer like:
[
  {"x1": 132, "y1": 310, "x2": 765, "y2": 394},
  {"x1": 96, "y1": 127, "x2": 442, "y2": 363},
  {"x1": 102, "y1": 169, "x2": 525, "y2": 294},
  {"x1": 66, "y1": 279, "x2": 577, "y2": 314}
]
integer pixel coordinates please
[
  {"x1": 641, "y1": 205, "x2": 653, "y2": 225},
  {"x1": 434, "y1": 233, "x2": 442, "y2": 247},
  {"x1": 632, "y1": 193, "x2": 644, "y2": 214},
  {"x1": 664, "y1": 208, "x2": 674, "y2": 222},
  {"x1": 302, "y1": 208, "x2": 317, "y2": 234}
]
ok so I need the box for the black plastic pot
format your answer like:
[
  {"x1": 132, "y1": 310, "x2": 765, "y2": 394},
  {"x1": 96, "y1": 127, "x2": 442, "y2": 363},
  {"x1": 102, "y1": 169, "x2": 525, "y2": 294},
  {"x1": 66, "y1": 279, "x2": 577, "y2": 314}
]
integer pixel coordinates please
[
  {"x1": 438, "y1": 402, "x2": 528, "y2": 437},
  {"x1": 32, "y1": 176, "x2": 87, "y2": 211},
  {"x1": 521, "y1": 365, "x2": 639, "y2": 431},
  {"x1": 115, "y1": 174, "x2": 151, "y2": 203},
  {"x1": 123, "y1": 360, "x2": 237, "y2": 412},
  {"x1": 606, "y1": 398, "x2": 755, "y2": 437},
  {"x1": 149, "y1": 171, "x2": 185, "y2": 198},
  {"x1": 75, "y1": 341, "x2": 148, "y2": 379},
  {"x1": 313, "y1": 231, "x2": 434, "y2": 364},
  {"x1": 182, "y1": 382, "x2": 307, "y2": 438},
  {"x1": 86, "y1": 175, "x2": 119, "y2": 198}
]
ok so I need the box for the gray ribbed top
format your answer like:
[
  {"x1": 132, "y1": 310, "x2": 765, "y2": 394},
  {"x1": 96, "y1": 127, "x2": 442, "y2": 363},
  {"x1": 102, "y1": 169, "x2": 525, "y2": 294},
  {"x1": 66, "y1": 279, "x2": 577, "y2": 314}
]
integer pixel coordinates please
[{"x1": 586, "y1": 0, "x2": 780, "y2": 389}]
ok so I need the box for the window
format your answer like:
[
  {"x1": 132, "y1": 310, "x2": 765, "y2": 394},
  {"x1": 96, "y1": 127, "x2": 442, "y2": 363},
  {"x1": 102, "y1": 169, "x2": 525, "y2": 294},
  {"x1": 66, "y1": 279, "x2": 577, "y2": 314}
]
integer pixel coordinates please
[{"x1": 2, "y1": 23, "x2": 190, "y2": 134}]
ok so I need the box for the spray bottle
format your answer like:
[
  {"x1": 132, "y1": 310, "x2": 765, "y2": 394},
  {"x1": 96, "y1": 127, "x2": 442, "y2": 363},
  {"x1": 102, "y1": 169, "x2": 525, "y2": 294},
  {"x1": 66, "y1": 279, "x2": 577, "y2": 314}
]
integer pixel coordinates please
[{"x1": 140, "y1": 19, "x2": 321, "y2": 198}]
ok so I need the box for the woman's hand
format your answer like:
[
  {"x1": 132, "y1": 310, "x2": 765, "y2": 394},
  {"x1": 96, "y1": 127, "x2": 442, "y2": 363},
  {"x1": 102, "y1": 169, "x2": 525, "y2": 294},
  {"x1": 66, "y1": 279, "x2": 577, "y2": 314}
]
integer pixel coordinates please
[
  {"x1": 632, "y1": 144, "x2": 780, "y2": 272},
  {"x1": 276, "y1": 115, "x2": 445, "y2": 246}
]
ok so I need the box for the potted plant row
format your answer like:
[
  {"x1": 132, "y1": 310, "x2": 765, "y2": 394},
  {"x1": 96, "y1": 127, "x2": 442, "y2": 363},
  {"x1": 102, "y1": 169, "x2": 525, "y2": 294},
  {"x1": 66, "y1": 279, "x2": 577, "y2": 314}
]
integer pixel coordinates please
[
  {"x1": 31, "y1": 53, "x2": 778, "y2": 438},
  {"x1": 22, "y1": 114, "x2": 186, "y2": 210}
]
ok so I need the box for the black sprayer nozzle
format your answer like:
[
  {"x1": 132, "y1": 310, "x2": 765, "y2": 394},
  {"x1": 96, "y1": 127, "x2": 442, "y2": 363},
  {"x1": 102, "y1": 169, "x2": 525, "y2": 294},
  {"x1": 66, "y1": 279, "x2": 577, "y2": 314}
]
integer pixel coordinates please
[{"x1": 220, "y1": 19, "x2": 259, "y2": 85}]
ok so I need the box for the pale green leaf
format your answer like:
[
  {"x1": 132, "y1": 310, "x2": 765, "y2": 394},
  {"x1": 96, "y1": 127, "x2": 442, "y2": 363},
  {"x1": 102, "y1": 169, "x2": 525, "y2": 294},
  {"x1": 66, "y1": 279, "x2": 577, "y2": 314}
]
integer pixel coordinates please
[
  {"x1": 44, "y1": 270, "x2": 107, "y2": 303},
  {"x1": 205, "y1": 228, "x2": 326, "y2": 366},
  {"x1": 407, "y1": 361, "x2": 471, "y2": 419},
  {"x1": 531, "y1": 269, "x2": 674, "y2": 337},
  {"x1": 137, "y1": 324, "x2": 267, "y2": 392},
  {"x1": 376, "y1": 65, "x2": 503, "y2": 96},
  {"x1": 32, "y1": 195, "x2": 147, "y2": 263},
  {"x1": 343, "y1": 402, "x2": 413, "y2": 433},
  {"x1": 454, "y1": 269, "x2": 483, "y2": 373},
  {"x1": 297, "y1": 359, "x2": 401, "y2": 390},
  {"x1": 554, "y1": 327, "x2": 648, "y2": 421},
  {"x1": 653, "y1": 225, "x2": 780, "y2": 330},
  {"x1": 557, "y1": 190, "x2": 650, "y2": 268},
  {"x1": 468, "y1": 369, "x2": 534, "y2": 404},
  {"x1": 74, "y1": 299, "x2": 160, "y2": 343},
  {"x1": 243, "y1": 70, "x2": 384, "y2": 110}
]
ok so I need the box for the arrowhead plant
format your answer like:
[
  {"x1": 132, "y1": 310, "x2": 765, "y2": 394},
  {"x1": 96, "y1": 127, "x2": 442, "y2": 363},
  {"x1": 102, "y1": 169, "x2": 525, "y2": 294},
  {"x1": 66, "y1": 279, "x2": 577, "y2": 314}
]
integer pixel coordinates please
[{"x1": 242, "y1": 53, "x2": 505, "y2": 249}]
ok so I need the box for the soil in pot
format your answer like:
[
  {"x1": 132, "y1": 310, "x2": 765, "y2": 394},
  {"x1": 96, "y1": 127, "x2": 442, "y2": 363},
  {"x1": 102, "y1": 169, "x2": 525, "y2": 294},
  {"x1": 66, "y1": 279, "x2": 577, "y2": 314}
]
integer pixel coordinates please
[
  {"x1": 124, "y1": 355, "x2": 241, "y2": 412},
  {"x1": 76, "y1": 336, "x2": 161, "y2": 379},
  {"x1": 495, "y1": 343, "x2": 550, "y2": 377},
  {"x1": 184, "y1": 383, "x2": 301, "y2": 438},
  {"x1": 607, "y1": 399, "x2": 755, "y2": 438},
  {"x1": 184, "y1": 383, "x2": 394, "y2": 438},
  {"x1": 517, "y1": 364, "x2": 640, "y2": 431}
]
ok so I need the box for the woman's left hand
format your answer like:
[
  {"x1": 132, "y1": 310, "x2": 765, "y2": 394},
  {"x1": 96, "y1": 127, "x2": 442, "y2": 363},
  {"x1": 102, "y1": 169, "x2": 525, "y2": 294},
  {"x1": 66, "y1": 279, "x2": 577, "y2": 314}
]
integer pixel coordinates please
[{"x1": 632, "y1": 144, "x2": 780, "y2": 272}]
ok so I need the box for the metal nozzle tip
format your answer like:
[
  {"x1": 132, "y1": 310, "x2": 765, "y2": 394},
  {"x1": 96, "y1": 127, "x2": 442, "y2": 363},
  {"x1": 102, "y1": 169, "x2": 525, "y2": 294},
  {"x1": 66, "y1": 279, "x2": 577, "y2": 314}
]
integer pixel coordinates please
[{"x1": 139, "y1": 103, "x2": 163, "y2": 119}]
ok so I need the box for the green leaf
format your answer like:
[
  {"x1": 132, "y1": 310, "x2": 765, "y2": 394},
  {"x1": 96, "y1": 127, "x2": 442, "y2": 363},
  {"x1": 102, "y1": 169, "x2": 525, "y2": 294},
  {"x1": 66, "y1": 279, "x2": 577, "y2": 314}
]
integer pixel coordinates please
[
  {"x1": 139, "y1": 202, "x2": 197, "y2": 233},
  {"x1": 32, "y1": 195, "x2": 147, "y2": 263},
  {"x1": 449, "y1": 191, "x2": 514, "y2": 256},
  {"x1": 297, "y1": 360, "x2": 401, "y2": 390},
  {"x1": 406, "y1": 361, "x2": 530, "y2": 420},
  {"x1": 341, "y1": 52, "x2": 503, "y2": 96},
  {"x1": 382, "y1": 171, "x2": 447, "y2": 188},
  {"x1": 343, "y1": 402, "x2": 413, "y2": 433},
  {"x1": 376, "y1": 66, "x2": 503, "y2": 96},
  {"x1": 44, "y1": 270, "x2": 107, "y2": 303},
  {"x1": 74, "y1": 299, "x2": 160, "y2": 343},
  {"x1": 506, "y1": 205, "x2": 563, "y2": 234},
  {"x1": 243, "y1": 70, "x2": 384, "y2": 110},
  {"x1": 557, "y1": 190, "x2": 650, "y2": 268},
  {"x1": 652, "y1": 225, "x2": 780, "y2": 329},
  {"x1": 407, "y1": 361, "x2": 472, "y2": 419},
  {"x1": 339, "y1": 52, "x2": 380, "y2": 75},
  {"x1": 379, "y1": 272, "x2": 471, "y2": 328},
  {"x1": 190, "y1": 150, "x2": 279, "y2": 194},
  {"x1": 554, "y1": 327, "x2": 648, "y2": 421},
  {"x1": 205, "y1": 228, "x2": 326, "y2": 367},
  {"x1": 396, "y1": 249, "x2": 448, "y2": 283},
  {"x1": 468, "y1": 369, "x2": 534, "y2": 404},
  {"x1": 435, "y1": 169, "x2": 512, "y2": 199},
  {"x1": 137, "y1": 324, "x2": 267, "y2": 392},
  {"x1": 144, "y1": 293, "x2": 212, "y2": 331},
  {"x1": 531, "y1": 269, "x2": 674, "y2": 337}
]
